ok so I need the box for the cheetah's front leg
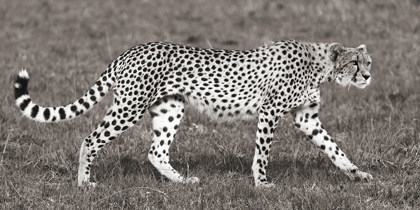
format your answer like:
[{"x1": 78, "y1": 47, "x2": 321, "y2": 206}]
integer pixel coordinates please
[
  {"x1": 252, "y1": 110, "x2": 278, "y2": 187},
  {"x1": 292, "y1": 102, "x2": 373, "y2": 181}
]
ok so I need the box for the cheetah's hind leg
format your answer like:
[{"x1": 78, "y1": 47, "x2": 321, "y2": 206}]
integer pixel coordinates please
[
  {"x1": 78, "y1": 104, "x2": 141, "y2": 187},
  {"x1": 148, "y1": 95, "x2": 199, "y2": 184}
]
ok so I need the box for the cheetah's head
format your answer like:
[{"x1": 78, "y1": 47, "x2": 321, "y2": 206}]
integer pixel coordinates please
[{"x1": 329, "y1": 43, "x2": 372, "y2": 89}]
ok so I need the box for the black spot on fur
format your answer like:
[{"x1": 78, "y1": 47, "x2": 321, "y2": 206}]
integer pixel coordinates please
[
  {"x1": 59, "y1": 108, "x2": 66, "y2": 119},
  {"x1": 43, "y1": 109, "x2": 50, "y2": 120},
  {"x1": 150, "y1": 112, "x2": 158, "y2": 118},
  {"x1": 19, "y1": 98, "x2": 31, "y2": 111},
  {"x1": 309, "y1": 103, "x2": 318, "y2": 108},
  {"x1": 263, "y1": 127, "x2": 268, "y2": 134},
  {"x1": 31, "y1": 105, "x2": 39, "y2": 118},
  {"x1": 104, "y1": 131, "x2": 110, "y2": 137},
  {"x1": 14, "y1": 76, "x2": 29, "y2": 99},
  {"x1": 154, "y1": 130, "x2": 161, "y2": 137}
]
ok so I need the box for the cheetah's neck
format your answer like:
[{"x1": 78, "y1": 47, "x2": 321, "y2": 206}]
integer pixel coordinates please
[{"x1": 305, "y1": 42, "x2": 335, "y2": 88}]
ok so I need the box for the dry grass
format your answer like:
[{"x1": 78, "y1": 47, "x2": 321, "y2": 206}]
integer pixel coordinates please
[{"x1": 0, "y1": 0, "x2": 419, "y2": 209}]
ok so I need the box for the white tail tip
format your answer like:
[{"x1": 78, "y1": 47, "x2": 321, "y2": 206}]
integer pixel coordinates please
[{"x1": 18, "y1": 69, "x2": 29, "y2": 79}]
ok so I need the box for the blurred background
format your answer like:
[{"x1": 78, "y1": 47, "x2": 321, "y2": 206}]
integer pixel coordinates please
[{"x1": 0, "y1": 0, "x2": 419, "y2": 209}]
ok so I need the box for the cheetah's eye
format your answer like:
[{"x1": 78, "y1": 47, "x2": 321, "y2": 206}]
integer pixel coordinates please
[
  {"x1": 367, "y1": 61, "x2": 371, "y2": 66},
  {"x1": 351, "y1": 61, "x2": 358, "y2": 65}
]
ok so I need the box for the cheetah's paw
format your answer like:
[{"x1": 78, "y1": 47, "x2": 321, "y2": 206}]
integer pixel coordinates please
[
  {"x1": 256, "y1": 182, "x2": 276, "y2": 188},
  {"x1": 345, "y1": 168, "x2": 373, "y2": 182},
  {"x1": 78, "y1": 182, "x2": 97, "y2": 188},
  {"x1": 354, "y1": 170, "x2": 373, "y2": 182},
  {"x1": 182, "y1": 177, "x2": 200, "y2": 184}
]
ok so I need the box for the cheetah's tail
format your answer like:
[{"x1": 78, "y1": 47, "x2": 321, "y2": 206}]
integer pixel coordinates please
[{"x1": 14, "y1": 69, "x2": 114, "y2": 122}]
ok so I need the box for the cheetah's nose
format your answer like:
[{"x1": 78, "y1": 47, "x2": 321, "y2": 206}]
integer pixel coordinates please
[{"x1": 362, "y1": 74, "x2": 370, "y2": 80}]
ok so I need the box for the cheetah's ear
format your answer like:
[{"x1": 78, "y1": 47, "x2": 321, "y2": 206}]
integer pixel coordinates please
[
  {"x1": 328, "y1": 43, "x2": 344, "y2": 62},
  {"x1": 357, "y1": 44, "x2": 367, "y2": 53}
]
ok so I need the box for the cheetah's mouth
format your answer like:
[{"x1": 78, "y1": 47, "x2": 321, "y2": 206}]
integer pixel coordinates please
[
  {"x1": 353, "y1": 78, "x2": 369, "y2": 89},
  {"x1": 350, "y1": 73, "x2": 370, "y2": 89}
]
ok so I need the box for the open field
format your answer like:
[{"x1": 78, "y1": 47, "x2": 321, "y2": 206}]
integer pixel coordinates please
[{"x1": 1, "y1": 0, "x2": 419, "y2": 209}]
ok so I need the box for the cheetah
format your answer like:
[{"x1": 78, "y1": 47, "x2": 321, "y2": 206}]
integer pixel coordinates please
[{"x1": 14, "y1": 40, "x2": 373, "y2": 187}]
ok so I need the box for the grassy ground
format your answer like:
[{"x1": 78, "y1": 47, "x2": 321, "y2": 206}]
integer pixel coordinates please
[{"x1": 1, "y1": 0, "x2": 419, "y2": 209}]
